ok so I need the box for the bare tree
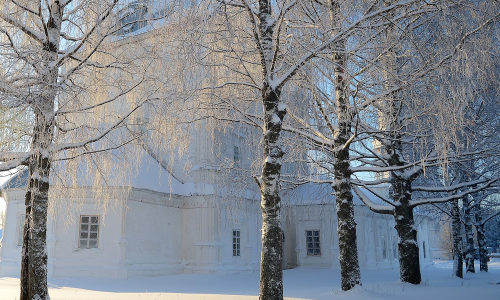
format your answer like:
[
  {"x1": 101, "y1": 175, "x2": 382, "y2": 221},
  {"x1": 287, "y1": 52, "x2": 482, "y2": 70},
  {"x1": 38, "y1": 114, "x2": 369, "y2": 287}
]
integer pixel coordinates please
[
  {"x1": 351, "y1": 7, "x2": 500, "y2": 281},
  {"x1": 0, "y1": 1, "x2": 188, "y2": 299},
  {"x1": 192, "y1": 0, "x2": 450, "y2": 296}
]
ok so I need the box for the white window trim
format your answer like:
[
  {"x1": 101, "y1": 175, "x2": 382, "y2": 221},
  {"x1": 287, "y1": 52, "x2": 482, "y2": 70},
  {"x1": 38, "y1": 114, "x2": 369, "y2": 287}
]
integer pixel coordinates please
[
  {"x1": 78, "y1": 215, "x2": 100, "y2": 249},
  {"x1": 232, "y1": 229, "x2": 241, "y2": 257},
  {"x1": 306, "y1": 230, "x2": 321, "y2": 256}
]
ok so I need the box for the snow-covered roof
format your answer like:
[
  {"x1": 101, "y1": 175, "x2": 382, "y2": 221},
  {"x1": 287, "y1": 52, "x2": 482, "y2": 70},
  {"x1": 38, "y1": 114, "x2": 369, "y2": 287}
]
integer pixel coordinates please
[
  {"x1": 0, "y1": 168, "x2": 28, "y2": 190},
  {"x1": 130, "y1": 152, "x2": 213, "y2": 196},
  {"x1": 0, "y1": 152, "x2": 212, "y2": 198},
  {"x1": 282, "y1": 182, "x2": 388, "y2": 207}
]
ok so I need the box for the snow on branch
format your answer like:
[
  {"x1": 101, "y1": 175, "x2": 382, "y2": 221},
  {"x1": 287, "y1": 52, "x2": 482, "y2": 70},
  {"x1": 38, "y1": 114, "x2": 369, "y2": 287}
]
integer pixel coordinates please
[
  {"x1": 0, "y1": 11, "x2": 45, "y2": 44},
  {"x1": 0, "y1": 152, "x2": 29, "y2": 169},
  {"x1": 270, "y1": 0, "x2": 424, "y2": 90},
  {"x1": 199, "y1": 81, "x2": 261, "y2": 91},
  {"x1": 352, "y1": 185, "x2": 394, "y2": 214},
  {"x1": 56, "y1": 0, "x2": 118, "y2": 67},
  {"x1": 409, "y1": 178, "x2": 500, "y2": 207},
  {"x1": 479, "y1": 209, "x2": 500, "y2": 226},
  {"x1": 412, "y1": 177, "x2": 491, "y2": 193}
]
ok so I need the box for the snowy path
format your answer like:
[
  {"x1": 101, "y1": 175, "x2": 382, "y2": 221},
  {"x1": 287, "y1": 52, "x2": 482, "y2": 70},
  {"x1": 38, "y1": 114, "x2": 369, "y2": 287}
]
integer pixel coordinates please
[{"x1": 1, "y1": 260, "x2": 499, "y2": 300}]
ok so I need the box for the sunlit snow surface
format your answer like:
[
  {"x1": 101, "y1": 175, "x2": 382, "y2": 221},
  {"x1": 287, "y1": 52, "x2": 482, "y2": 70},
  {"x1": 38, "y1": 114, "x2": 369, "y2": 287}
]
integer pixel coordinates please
[{"x1": 1, "y1": 259, "x2": 499, "y2": 299}]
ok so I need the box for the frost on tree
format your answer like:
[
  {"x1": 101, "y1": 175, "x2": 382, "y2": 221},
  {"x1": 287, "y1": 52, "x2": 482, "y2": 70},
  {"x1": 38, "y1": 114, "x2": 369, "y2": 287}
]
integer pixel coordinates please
[
  {"x1": 197, "y1": 0, "x2": 404, "y2": 296},
  {"x1": 349, "y1": 0, "x2": 500, "y2": 284},
  {"x1": 0, "y1": 1, "x2": 174, "y2": 299}
]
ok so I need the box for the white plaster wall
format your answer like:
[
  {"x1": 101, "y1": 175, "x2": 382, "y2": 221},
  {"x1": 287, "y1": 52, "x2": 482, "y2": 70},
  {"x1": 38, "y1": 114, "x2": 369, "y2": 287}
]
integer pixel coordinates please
[
  {"x1": 124, "y1": 195, "x2": 183, "y2": 277},
  {"x1": 50, "y1": 198, "x2": 125, "y2": 278},
  {"x1": 0, "y1": 188, "x2": 25, "y2": 276},
  {"x1": 218, "y1": 199, "x2": 261, "y2": 273},
  {"x1": 289, "y1": 204, "x2": 338, "y2": 269},
  {"x1": 358, "y1": 207, "x2": 398, "y2": 269},
  {"x1": 415, "y1": 216, "x2": 434, "y2": 266},
  {"x1": 286, "y1": 204, "x2": 399, "y2": 270},
  {"x1": 0, "y1": 185, "x2": 441, "y2": 279}
]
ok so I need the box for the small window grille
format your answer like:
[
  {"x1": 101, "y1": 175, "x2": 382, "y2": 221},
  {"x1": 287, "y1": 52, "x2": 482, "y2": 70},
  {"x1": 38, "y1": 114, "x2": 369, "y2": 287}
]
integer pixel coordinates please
[
  {"x1": 234, "y1": 146, "x2": 240, "y2": 165},
  {"x1": 233, "y1": 230, "x2": 241, "y2": 256},
  {"x1": 79, "y1": 216, "x2": 99, "y2": 249},
  {"x1": 393, "y1": 238, "x2": 398, "y2": 259},
  {"x1": 306, "y1": 230, "x2": 321, "y2": 256},
  {"x1": 382, "y1": 237, "x2": 387, "y2": 259}
]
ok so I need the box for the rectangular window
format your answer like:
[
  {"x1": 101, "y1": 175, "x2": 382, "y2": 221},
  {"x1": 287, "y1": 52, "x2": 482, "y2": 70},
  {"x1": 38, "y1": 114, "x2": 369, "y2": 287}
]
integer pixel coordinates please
[
  {"x1": 382, "y1": 238, "x2": 387, "y2": 259},
  {"x1": 423, "y1": 241, "x2": 426, "y2": 259},
  {"x1": 232, "y1": 230, "x2": 241, "y2": 256},
  {"x1": 306, "y1": 230, "x2": 321, "y2": 256},
  {"x1": 234, "y1": 146, "x2": 240, "y2": 166},
  {"x1": 393, "y1": 238, "x2": 398, "y2": 259},
  {"x1": 18, "y1": 214, "x2": 26, "y2": 246},
  {"x1": 79, "y1": 216, "x2": 99, "y2": 249}
]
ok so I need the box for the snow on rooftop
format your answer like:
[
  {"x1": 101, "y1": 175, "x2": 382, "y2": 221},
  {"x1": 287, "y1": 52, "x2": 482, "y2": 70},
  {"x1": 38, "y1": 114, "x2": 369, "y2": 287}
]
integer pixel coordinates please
[
  {"x1": 130, "y1": 152, "x2": 214, "y2": 196},
  {"x1": 0, "y1": 167, "x2": 28, "y2": 190},
  {"x1": 283, "y1": 182, "x2": 390, "y2": 208}
]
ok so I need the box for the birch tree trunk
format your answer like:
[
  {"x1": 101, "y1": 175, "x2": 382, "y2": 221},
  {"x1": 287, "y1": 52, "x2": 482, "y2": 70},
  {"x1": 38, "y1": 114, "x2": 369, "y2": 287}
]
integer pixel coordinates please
[
  {"x1": 257, "y1": 3, "x2": 286, "y2": 298},
  {"x1": 1, "y1": 1, "x2": 154, "y2": 298},
  {"x1": 475, "y1": 208, "x2": 488, "y2": 272},
  {"x1": 463, "y1": 200, "x2": 475, "y2": 273},
  {"x1": 21, "y1": 116, "x2": 54, "y2": 300},
  {"x1": 392, "y1": 177, "x2": 421, "y2": 284},
  {"x1": 330, "y1": 0, "x2": 361, "y2": 291},
  {"x1": 258, "y1": 84, "x2": 286, "y2": 300},
  {"x1": 19, "y1": 2, "x2": 60, "y2": 299},
  {"x1": 451, "y1": 199, "x2": 463, "y2": 278}
]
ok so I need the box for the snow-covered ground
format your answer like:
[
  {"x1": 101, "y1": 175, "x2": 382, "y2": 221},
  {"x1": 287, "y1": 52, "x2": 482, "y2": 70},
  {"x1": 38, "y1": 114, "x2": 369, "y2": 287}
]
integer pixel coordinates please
[{"x1": 1, "y1": 259, "x2": 499, "y2": 300}]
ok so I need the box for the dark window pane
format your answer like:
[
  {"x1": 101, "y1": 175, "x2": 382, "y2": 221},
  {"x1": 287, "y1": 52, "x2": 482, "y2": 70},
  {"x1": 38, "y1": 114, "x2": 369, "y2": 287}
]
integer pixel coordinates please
[{"x1": 81, "y1": 217, "x2": 89, "y2": 223}]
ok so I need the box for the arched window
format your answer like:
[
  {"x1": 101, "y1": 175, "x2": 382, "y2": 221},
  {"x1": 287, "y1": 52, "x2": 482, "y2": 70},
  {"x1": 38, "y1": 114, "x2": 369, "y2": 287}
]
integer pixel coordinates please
[{"x1": 117, "y1": 1, "x2": 149, "y2": 35}]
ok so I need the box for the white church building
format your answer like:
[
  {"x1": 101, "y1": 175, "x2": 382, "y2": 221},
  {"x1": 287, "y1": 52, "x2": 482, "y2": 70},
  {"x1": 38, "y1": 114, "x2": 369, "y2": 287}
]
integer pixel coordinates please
[
  {"x1": 0, "y1": 0, "x2": 441, "y2": 280},
  {"x1": 0, "y1": 136, "x2": 440, "y2": 279}
]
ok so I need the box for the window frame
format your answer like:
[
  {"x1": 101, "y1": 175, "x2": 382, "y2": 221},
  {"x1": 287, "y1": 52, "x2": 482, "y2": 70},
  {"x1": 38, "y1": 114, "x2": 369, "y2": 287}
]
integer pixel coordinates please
[
  {"x1": 306, "y1": 230, "x2": 321, "y2": 256},
  {"x1": 382, "y1": 237, "x2": 387, "y2": 260},
  {"x1": 78, "y1": 215, "x2": 100, "y2": 249},
  {"x1": 233, "y1": 146, "x2": 240, "y2": 166},
  {"x1": 232, "y1": 229, "x2": 241, "y2": 257}
]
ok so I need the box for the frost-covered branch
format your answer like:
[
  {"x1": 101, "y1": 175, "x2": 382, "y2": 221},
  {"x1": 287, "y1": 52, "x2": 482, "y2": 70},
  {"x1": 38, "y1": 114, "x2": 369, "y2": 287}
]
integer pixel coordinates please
[{"x1": 352, "y1": 185, "x2": 394, "y2": 214}]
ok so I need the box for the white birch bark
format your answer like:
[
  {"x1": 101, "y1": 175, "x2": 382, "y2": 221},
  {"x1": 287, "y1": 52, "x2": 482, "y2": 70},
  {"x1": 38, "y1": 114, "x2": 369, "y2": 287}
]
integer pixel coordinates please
[{"x1": 451, "y1": 199, "x2": 463, "y2": 278}]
